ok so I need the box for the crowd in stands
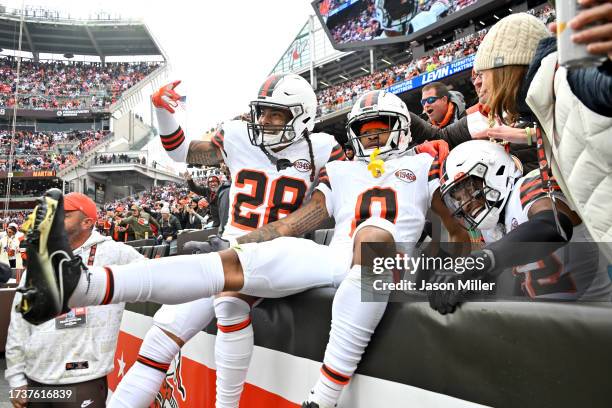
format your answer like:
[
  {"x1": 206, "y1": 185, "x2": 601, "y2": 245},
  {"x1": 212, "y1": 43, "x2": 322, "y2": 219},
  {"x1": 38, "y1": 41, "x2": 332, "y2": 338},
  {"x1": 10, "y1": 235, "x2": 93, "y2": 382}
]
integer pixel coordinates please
[
  {"x1": 1, "y1": 172, "x2": 226, "y2": 243},
  {"x1": 328, "y1": 0, "x2": 378, "y2": 44},
  {"x1": 0, "y1": 129, "x2": 111, "y2": 172},
  {"x1": 98, "y1": 176, "x2": 227, "y2": 243},
  {"x1": 95, "y1": 153, "x2": 147, "y2": 166},
  {"x1": 318, "y1": 29, "x2": 485, "y2": 114},
  {"x1": 329, "y1": 0, "x2": 478, "y2": 45},
  {"x1": 1, "y1": 211, "x2": 29, "y2": 228},
  {"x1": 318, "y1": 5, "x2": 555, "y2": 115},
  {"x1": 0, "y1": 57, "x2": 161, "y2": 110}
]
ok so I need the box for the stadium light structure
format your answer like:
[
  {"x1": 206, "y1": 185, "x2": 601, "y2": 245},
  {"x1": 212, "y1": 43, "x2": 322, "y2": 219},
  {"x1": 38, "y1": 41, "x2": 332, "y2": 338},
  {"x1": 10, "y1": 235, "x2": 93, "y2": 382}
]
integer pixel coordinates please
[
  {"x1": 320, "y1": 80, "x2": 329, "y2": 87},
  {"x1": 339, "y1": 74, "x2": 349, "y2": 81},
  {"x1": 360, "y1": 67, "x2": 369, "y2": 73},
  {"x1": 381, "y1": 59, "x2": 392, "y2": 65}
]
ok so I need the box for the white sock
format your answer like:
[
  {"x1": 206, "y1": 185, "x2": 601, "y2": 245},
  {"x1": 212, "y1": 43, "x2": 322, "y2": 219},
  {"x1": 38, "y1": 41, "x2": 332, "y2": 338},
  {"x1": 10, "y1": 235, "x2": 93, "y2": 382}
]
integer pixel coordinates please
[
  {"x1": 214, "y1": 297, "x2": 253, "y2": 408},
  {"x1": 307, "y1": 265, "x2": 390, "y2": 407},
  {"x1": 68, "y1": 254, "x2": 225, "y2": 308},
  {"x1": 156, "y1": 108, "x2": 189, "y2": 163},
  {"x1": 108, "y1": 326, "x2": 180, "y2": 408}
]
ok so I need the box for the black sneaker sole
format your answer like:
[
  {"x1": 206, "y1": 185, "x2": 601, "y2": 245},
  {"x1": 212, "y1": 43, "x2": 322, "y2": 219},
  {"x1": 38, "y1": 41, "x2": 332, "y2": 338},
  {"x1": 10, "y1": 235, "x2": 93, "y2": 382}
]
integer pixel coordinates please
[{"x1": 17, "y1": 195, "x2": 63, "y2": 325}]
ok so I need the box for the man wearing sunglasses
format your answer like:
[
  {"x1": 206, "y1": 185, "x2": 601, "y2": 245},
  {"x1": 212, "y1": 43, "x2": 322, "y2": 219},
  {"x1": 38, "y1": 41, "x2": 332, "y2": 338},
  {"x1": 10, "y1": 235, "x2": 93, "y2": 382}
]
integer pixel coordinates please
[{"x1": 420, "y1": 81, "x2": 466, "y2": 128}]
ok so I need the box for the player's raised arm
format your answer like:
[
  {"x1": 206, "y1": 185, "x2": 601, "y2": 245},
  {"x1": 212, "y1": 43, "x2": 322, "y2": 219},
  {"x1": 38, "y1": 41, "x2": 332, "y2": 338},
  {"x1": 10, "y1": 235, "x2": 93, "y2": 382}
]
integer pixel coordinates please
[
  {"x1": 152, "y1": 81, "x2": 223, "y2": 166},
  {"x1": 236, "y1": 190, "x2": 330, "y2": 245}
]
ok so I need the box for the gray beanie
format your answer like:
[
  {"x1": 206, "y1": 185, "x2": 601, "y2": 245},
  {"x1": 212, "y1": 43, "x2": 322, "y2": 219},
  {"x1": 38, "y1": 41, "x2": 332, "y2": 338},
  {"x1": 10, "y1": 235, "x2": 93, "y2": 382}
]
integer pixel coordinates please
[{"x1": 474, "y1": 13, "x2": 550, "y2": 71}]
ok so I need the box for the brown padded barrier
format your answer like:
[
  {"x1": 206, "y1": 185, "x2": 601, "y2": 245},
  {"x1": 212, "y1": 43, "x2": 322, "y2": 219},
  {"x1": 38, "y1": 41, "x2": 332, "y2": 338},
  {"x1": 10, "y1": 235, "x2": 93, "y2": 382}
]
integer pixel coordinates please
[{"x1": 127, "y1": 290, "x2": 612, "y2": 408}]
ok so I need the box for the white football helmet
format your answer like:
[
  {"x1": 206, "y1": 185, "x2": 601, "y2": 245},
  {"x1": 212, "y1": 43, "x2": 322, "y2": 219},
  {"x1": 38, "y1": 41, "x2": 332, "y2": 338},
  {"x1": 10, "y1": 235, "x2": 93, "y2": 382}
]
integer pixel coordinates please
[
  {"x1": 440, "y1": 140, "x2": 523, "y2": 230},
  {"x1": 374, "y1": 0, "x2": 419, "y2": 34},
  {"x1": 347, "y1": 90, "x2": 411, "y2": 162},
  {"x1": 247, "y1": 73, "x2": 317, "y2": 152}
]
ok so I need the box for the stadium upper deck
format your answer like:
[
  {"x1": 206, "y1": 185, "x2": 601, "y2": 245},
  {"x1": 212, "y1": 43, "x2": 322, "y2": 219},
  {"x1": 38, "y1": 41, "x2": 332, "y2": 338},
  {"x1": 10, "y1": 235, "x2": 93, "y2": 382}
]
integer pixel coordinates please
[
  {"x1": 270, "y1": 0, "x2": 550, "y2": 137},
  {"x1": 0, "y1": 5, "x2": 164, "y2": 59}
]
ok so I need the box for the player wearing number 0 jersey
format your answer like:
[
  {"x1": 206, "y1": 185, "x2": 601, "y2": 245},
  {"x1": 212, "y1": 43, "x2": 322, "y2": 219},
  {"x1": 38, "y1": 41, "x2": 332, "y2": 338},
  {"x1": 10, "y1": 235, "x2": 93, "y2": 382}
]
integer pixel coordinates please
[
  {"x1": 109, "y1": 73, "x2": 345, "y2": 408},
  {"x1": 17, "y1": 91, "x2": 465, "y2": 408},
  {"x1": 318, "y1": 148, "x2": 440, "y2": 247}
]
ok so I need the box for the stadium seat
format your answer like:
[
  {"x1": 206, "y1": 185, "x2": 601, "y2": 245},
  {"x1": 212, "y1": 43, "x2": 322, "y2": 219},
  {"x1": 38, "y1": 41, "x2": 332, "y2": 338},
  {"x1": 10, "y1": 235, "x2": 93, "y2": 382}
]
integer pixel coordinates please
[
  {"x1": 153, "y1": 245, "x2": 168, "y2": 259},
  {"x1": 177, "y1": 228, "x2": 219, "y2": 255},
  {"x1": 312, "y1": 229, "x2": 334, "y2": 246},
  {"x1": 125, "y1": 239, "x2": 157, "y2": 248},
  {"x1": 141, "y1": 246, "x2": 154, "y2": 259}
]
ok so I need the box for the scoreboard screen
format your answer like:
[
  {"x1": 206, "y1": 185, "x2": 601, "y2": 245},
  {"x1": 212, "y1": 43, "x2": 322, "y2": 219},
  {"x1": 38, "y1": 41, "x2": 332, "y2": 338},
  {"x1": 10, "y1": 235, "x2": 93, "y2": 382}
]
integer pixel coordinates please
[{"x1": 313, "y1": 0, "x2": 483, "y2": 50}]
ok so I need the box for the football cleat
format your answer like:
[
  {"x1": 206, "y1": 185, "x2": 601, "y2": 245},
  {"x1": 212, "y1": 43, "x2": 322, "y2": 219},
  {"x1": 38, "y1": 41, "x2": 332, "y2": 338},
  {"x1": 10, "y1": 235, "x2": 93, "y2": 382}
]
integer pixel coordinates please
[
  {"x1": 17, "y1": 188, "x2": 86, "y2": 325},
  {"x1": 301, "y1": 402, "x2": 337, "y2": 408},
  {"x1": 301, "y1": 398, "x2": 336, "y2": 408}
]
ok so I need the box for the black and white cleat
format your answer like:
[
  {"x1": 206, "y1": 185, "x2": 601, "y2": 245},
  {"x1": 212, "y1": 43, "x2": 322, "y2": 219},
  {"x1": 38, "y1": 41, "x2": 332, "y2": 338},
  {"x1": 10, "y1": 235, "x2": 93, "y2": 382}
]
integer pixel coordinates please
[{"x1": 17, "y1": 188, "x2": 86, "y2": 325}]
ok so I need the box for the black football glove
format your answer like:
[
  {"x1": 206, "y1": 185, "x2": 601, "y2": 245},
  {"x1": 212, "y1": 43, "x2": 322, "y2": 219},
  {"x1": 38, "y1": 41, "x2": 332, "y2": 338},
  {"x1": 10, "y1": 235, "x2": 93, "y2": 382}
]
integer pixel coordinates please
[
  {"x1": 183, "y1": 235, "x2": 231, "y2": 254},
  {"x1": 427, "y1": 249, "x2": 495, "y2": 315}
]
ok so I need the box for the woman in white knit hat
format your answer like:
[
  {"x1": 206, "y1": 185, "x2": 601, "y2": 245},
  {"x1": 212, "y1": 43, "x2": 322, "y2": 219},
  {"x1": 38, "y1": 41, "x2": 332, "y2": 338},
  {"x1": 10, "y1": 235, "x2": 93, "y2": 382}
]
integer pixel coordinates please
[
  {"x1": 470, "y1": 9, "x2": 612, "y2": 262},
  {"x1": 407, "y1": 12, "x2": 553, "y2": 172}
]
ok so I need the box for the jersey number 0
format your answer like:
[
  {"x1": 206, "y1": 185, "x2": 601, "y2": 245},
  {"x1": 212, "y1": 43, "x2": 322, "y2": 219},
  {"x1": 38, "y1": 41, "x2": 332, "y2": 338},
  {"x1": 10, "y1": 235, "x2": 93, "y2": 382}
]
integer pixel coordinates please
[{"x1": 350, "y1": 187, "x2": 398, "y2": 236}]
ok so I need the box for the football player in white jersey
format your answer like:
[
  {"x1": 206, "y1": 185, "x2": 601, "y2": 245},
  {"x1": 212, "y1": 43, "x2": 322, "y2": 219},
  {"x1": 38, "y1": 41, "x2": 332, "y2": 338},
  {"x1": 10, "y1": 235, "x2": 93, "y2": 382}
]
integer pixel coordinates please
[
  {"x1": 109, "y1": 73, "x2": 346, "y2": 408},
  {"x1": 17, "y1": 91, "x2": 466, "y2": 406},
  {"x1": 427, "y1": 140, "x2": 612, "y2": 315}
]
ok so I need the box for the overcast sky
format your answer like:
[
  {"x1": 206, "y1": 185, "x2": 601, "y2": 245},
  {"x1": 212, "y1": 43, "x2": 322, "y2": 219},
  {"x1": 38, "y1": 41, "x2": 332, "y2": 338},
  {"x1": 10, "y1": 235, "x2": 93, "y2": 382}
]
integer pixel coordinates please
[{"x1": 3, "y1": 0, "x2": 315, "y2": 134}]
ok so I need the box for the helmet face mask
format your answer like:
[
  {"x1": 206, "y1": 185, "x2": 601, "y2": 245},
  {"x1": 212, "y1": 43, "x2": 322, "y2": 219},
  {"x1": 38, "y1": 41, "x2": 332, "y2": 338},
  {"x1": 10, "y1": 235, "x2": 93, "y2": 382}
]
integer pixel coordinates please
[
  {"x1": 347, "y1": 90, "x2": 411, "y2": 163},
  {"x1": 246, "y1": 74, "x2": 316, "y2": 154},
  {"x1": 347, "y1": 113, "x2": 406, "y2": 161},
  {"x1": 440, "y1": 140, "x2": 522, "y2": 230},
  {"x1": 442, "y1": 166, "x2": 503, "y2": 230},
  {"x1": 247, "y1": 101, "x2": 301, "y2": 150}
]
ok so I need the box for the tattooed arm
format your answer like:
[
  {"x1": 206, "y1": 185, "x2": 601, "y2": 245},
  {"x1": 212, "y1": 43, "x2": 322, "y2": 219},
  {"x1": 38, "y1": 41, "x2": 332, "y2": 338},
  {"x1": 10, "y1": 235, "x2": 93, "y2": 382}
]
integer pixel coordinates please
[
  {"x1": 237, "y1": 191, "x2": 331, "y2": 244},
  {"x1": 186, "y1": 140, "x2": 224, "y2": 166}
]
